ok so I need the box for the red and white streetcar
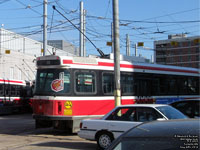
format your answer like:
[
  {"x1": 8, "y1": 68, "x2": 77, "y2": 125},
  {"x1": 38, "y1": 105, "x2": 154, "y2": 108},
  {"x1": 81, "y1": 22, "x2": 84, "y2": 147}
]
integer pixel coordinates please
[
  {"x1": 32, "y1": 54, "x2": 199, "y2": 133},
  {"x1": 0, "y1": 78, "x2": 33, "y2": 114}
]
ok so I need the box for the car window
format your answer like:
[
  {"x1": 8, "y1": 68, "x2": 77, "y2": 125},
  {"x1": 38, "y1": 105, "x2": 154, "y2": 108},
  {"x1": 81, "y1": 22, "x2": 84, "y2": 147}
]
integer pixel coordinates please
[
  {"x1": 194, "y1": 101, "x2": 200, "y2": 118},
  {"x1": 156, "y1": 106, "x2": 187, "y2": 119},
  {"x1": 136, "y1": 108, "x2": 162, "y2": 122},
  {"x1": 106, "y1": 107, "x2": 137, "y2": 121}
]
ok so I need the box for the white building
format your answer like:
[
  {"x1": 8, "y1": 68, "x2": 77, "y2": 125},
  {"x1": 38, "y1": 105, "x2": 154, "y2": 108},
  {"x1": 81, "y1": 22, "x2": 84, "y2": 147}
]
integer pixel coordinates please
[
  {"x1": 0, "y1": 50, "x2": 35, "y2": 81},
  {"x1": 0, "y1": 28, "x2": 75, "y2": 81}
]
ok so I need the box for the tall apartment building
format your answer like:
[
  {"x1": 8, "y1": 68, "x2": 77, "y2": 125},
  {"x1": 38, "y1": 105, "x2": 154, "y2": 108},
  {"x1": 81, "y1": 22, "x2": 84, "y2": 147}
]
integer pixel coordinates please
[{"x1": 154, "y1": 34, "x2": 200, "y2": 69}]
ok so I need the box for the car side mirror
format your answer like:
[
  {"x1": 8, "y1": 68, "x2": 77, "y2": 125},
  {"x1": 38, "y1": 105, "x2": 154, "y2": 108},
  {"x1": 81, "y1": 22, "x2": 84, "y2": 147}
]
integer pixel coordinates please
[{"x1": 157, "y1": 118, "x2": 166, "y2": 121}]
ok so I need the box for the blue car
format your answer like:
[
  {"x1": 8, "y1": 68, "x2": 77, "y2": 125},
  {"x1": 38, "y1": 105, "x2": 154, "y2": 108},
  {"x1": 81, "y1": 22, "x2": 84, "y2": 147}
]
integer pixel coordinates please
[{"x1": 106, "y1": 119, "x2": 199, "y2": 150}]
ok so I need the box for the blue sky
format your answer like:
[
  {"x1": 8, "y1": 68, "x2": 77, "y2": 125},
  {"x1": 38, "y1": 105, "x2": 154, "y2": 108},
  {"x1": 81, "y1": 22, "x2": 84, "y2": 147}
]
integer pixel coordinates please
[{"x1": 0, "y1": 0, "x2": 199, "y2": 59}]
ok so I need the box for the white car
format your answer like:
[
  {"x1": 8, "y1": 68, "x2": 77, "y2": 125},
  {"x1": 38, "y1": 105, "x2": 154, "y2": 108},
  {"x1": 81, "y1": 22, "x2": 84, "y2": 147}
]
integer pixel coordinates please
[{"x1": 78, "y1": 104, "x2": 187, "y2": 149}]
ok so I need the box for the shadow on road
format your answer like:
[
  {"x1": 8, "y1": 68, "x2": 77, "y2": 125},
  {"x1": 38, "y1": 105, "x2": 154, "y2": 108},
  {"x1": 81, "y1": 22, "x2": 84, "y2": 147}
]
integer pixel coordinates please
[
  {"x1": 0, "y1": 113, "x2": 35, "y2": 135},
  {"x1": 32, "y1": 141, "x2": 98, "y2": 150},
  {"x1": 0, "y1": 113, "x2": 98, "y2": 150},
  {"x1": 0, "y1": 113, "x2": 81, "y2": 136}
]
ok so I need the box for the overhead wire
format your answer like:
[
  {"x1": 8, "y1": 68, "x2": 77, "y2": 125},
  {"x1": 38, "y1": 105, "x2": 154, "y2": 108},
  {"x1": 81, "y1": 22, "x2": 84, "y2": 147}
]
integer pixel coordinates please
[
  {"x1": 1, "y1": 0, "x2": 199, "y2": 56},
  {"x1": 15, "y1": 0, "x2": 42, "y2": 15}
]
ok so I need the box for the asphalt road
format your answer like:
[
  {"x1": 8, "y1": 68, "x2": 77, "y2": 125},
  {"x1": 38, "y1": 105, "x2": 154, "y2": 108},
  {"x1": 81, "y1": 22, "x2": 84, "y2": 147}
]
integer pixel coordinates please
[{"x1": 0, "y1": 113, "x2": 97, "y2": 150}]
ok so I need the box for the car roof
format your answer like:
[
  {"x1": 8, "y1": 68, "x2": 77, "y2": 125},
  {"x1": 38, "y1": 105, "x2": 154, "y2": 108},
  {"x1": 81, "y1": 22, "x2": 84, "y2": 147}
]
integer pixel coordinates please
[
  {"x1": 123, "y1": 119, "x2": 199, "y2": 138},
  {"x1": 117, "y1": 104, "x2": 168, "y2": 108},
  {"x1": 106, "y1": 119, "x2": 199, "y2": 150}
]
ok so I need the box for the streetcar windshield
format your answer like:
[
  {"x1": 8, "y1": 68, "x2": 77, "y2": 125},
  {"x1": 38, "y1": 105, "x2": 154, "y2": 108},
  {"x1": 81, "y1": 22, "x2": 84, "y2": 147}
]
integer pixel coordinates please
[{"x1": 35, "y1": 69, "x2": 70, "y2": 95}]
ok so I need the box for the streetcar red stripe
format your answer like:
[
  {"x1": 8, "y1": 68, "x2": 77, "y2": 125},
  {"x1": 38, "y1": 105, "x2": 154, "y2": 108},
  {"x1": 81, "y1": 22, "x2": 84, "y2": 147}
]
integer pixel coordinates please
[
  {"x1": 62, "y1": 59, "x2": 198, "y2": 74},
  {"x1": 0, "y1": 79, "x2": 25, "y2": 84},
  {"x1": 63, "y1": 60, "x2": 73, "y2": 64},
  {"x1": 98, "y1": 62, "x2": 114, "y2": 67},
  {"x1": 14, "y1": 98, "x2": 21, "y2": 101},
  {"x1": 32, "y1": 98, "x2": 135, "y2": 116}
]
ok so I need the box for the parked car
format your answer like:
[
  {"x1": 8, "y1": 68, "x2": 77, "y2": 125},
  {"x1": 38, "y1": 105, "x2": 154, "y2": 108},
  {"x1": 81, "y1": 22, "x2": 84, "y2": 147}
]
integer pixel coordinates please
[
  {"x1": 106, "y1": 119, "x2": 200, "y2": 150},
  {"x1": 78, "y1": 104, "x2": 187, "y2": 149},
  {"x1": 170, "y1": 99, "x2": 200, "y2": 118}
]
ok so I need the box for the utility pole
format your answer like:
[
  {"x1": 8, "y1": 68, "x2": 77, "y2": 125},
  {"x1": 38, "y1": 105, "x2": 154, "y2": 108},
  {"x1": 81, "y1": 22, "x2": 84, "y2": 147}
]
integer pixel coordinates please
[
  {"x1": 43, "y1": 0, "x2": 47, "y2": 56},
  {"x1": 83, "y1": 9, "x2": 86, "y2": 57},
  {"x1": 135, "y1": 43, "x2": 137, "y2": 56},
  {"x1": 23, "y1": 37, "x2": 25, "y2": 53},
  {"x1": 126, "y1": 34, "x2": 130, "y2": 56},
  {"x1": 111, "y1": 22, "x2": 114, "y2": 53},
  {"x1": 79, "y1": 1, "x2": 84, "y2": 57},
  {"x1": 112, "y1": 0, "x2": 121, "y2": 107}
]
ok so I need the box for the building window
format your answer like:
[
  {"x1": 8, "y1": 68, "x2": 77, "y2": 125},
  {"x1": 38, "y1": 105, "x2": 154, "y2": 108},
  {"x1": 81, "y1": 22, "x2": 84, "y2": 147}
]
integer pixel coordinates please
[
  {"x1": 170, "y1": 57, "x2": 174, "y2": 62},
  {"x1": 188, "y1": 41, "x2": 191, "y2": 47},
  {"x1": 188, "y1": 55, "x2": 191, "y2": 61},
  {"x1": 18, "y1": 69, "x2": 22, "y2": 80},
  {"x1": 196, "y1": 47, "x2": 199, "y2": 53},
  {"x1": 196, "y1": 55, "x2": 199, "y2": 61},
  {"x1": 179, "y1": 56, "x2": 182, "y2": 62},
  {"x1": 10, "y1": 67, "x2": 14, "y2": 79}
]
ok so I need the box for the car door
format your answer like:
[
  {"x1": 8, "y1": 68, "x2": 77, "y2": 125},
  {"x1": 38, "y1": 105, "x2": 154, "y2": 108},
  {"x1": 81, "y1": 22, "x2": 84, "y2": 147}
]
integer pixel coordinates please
[{"x1": 106, "y1": 107, "x2": 141, "y2": 138}]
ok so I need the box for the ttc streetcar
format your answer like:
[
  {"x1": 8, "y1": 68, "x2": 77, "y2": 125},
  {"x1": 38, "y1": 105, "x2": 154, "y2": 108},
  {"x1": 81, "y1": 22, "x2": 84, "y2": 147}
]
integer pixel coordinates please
[
  {"x1": 0, "y1": 78, "x2": 33, "y2": 114},
  {"x1": 32, "y1": 54, "x2": 199, "y2": 133}
]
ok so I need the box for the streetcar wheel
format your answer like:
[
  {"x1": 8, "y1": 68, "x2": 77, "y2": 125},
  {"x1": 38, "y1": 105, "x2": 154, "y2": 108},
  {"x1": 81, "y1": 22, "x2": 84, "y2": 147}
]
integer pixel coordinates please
[{"x1": 97, "y1": 131, "x2": 114, "y2": 149}]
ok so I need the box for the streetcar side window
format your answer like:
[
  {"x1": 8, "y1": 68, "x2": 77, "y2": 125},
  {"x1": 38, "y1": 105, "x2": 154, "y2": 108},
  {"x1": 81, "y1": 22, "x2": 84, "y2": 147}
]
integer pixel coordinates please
[
  {"x1": 5, "y1": 84, "x2": 10, "y2": 96},
  {"x1": 158, "y1": 75, "x2": 168, "y2": 95},
  {"x1": 167, "y1": 76, "x2": 178, "y2": 95},
  {"x1": 102, "y1": 73, "x2": 135, "y2": 95},
  {"x1": 102, "y1": 73, "x2": 114, "y2": 95},
  {"x1": 121, "y1": 73, "x2": 134, "y2": 95},
  {"x1": 75, "y1": 71, "x2": 96, "y2": 94},
  {"x1": 10, "y1": 85, "x2": 21, "y2": 97},
  {"x1": 187, "y1": 77, "x2": 199, "y2": 95},
  {"x1": 0, "y1": 84, "x2": 4, "y2": 96}
]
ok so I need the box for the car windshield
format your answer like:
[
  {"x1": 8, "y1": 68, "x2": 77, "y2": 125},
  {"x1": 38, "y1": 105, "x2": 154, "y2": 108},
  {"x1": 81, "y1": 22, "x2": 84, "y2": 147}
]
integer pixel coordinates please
[
  {"x1": 35, "y1": 69, "x2": 70, "y2": 96},
  {"x1": 156, "y1": 106, "x2": 188, "y2": 119}
]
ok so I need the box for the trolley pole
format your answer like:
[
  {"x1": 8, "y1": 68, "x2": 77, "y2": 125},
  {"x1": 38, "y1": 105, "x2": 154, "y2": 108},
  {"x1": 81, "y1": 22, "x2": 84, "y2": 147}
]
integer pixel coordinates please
[
  {"x1": 112, "y1": 0, "x2": 121, "y2": 107},
  {"x1": 43, "y1": 0, "x2": 47, "y2": 56}
]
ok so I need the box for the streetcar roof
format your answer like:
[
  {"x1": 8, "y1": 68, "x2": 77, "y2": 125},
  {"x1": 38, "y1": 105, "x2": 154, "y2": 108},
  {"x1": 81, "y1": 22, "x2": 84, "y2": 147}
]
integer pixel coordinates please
[{"x1": 36, "y1": 55, "x2": 199, "y2": 76}]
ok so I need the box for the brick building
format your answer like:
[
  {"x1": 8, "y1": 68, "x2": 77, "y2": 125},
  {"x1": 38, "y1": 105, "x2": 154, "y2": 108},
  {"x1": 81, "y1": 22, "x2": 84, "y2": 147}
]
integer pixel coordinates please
[{"x1": 154, "y1": 34, "x2": 200, "y2": 69}]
